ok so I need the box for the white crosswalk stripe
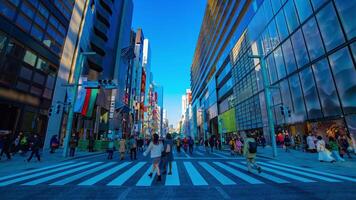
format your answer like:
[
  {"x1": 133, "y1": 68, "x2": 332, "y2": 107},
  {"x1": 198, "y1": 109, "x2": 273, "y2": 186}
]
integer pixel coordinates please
[{"x1": 0, "y1": 160, "x2": 354, "y2": 187}]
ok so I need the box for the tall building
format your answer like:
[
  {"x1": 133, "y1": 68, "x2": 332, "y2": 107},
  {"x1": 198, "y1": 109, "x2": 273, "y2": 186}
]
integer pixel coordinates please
[
  {"x1": 0, "y1": 0, "x2": 76, "y2": 140},
  {"x1": 191, "y1": 0, "x2": 356, "y2": 144}
]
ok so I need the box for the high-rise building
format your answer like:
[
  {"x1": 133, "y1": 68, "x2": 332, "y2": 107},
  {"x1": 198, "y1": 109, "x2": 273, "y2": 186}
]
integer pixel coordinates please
[
  {"x1": 191, "y1": 0, "x2": 356, "y2": 144},
  {"x1": 0, "y1": 0, "x2": 76, "y2": 141}
]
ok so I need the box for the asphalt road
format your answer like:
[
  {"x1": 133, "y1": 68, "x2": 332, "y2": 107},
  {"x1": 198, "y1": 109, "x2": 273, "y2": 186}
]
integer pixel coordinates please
[{"x1": 0, "y1": 148, "x2": 355, "y2": 200}]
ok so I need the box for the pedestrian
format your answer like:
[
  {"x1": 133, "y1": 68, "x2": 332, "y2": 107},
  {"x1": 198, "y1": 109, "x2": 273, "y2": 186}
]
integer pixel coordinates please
[
  {"x1": 229, "y1": 138, "x2": 235, "y2": 156},
  {"x1": 0, "y1": 133, "x2": 12, "y2": 160},
  {"x1": 183, "y1": 137, "x2": 188, "y2": 152},
  {"x1": 107, "y1": 137, "x2": 114, "y2": 160},
  {"x1": 128, "y1": 136, "x2": 137, "y2": 160},
  {"x1": 243, "y1": 132, "x2": 262, "y2": 173},
  {"x1": 88, "y1": 135, "x2": 95, "y2": 152},
  {"x1": 143, "y1": 133, "x2": 164, "y2": 182},
  {"x1": 307, "y1": 133, "x2": 316, "y2": 153},
  {"x1": 12, "y1": 134, "x2": 20, "y2": 155},
  {"x1": 209, "y1": 137, "x2": 214, "y2": 153},
  {"x1": 204, "y1": 139, "x2": 209, "y2": 154},
  {"x1": 69, "y1": 134, "x2": 77, "y2": 157},
  {"x1": 176, "y1": 138, "x2": 181, "y2": 153},
  {"x1": 27, "y1": 134, "x2": 41, "y2": 162},
  {"x1": 316, "y1": 136, "x2": 335, "y2": 162},
  {"x1": 260, "y1": 135, "x2": 266, "y2": 149},
  {"x1": 328, "y1": 137, "x2": 345, "y2": 162},
  {"x1": 163, "y1": 134, "x2": 174, "y2": 175},
  {"x1": 188, "y1": 136, "x2": 194, "y2": 155},
  {"x1": 294, "y1": 134, "x2": 302, "y2": 150},
  {"x1": 284, "y1": 134, "x2": 291, "y2": 152},
  {"x1": 50, "y1": 135, "x2": 59, "y2": 154},
  {"x1": 119, "y1": 138, "x2": 126, "y2": 160},
  {"x1": 338, "y1": 135, "x2": 352, "y2": 159}
]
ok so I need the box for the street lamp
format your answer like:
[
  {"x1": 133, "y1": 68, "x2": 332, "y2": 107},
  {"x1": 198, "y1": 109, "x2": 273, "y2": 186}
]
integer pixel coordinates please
[
  {"x1": 249, "y1": 42, "x2": 278, "y2": 158},
  {"x1": 62, "y1": 51, "x2": 96, "y2": 157}
]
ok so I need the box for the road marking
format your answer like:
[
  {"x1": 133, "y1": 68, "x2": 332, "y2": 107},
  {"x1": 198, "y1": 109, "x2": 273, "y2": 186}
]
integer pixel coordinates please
[
  {"x1": 212, "y1": 152, "x2": 229, "y2": 159},
  {"x1": 165, "y1": 162, "x2": 180, "y2": 186},
  {"x1": 78, "y1": 162, "x2": 131, "y2": 186},
  {"x1": 183, "y1": 151, "x2": 191, "y2": 158},
  {"x1": 0, "y1": 162, "x2": 87, "y2": 186},
  {"x1": 215, "y1": 186, "x2": 231, "y2": 200},
  {"x1": 107, "y1": 162, "x2": 146, "y2": 186},
  {"x1": 194, "y1": 151, "x2": 204, "y2": 156},
  {"x1": 50, "y1": 162, "x2": 116, "y2": 185},
  {"x1": 268, "y1": 161, "x2": 356, "y2": 182},
  {"x1": 183, "y1": 162, "x2": 208, "y2": 186},
  {"x1": 258, "y1": 162, "x2": 341, "y2": 182},
  {"x1": 214, "y1": 162, "x2": 264, "y2": 184},
  {"x1": 199, "y1": 162, "x2": 235, "y2": 185},
  {"x1": 0, "y1": 161, "x2": 75, "y2": 182},
  {"x1": 136, "y1": 166, "x2": 156, "y2": 186},
  {"x1": 227, "y1": 162, "x2": 289, "y2": 184},
  {"x1": 22, "y1": 162, "x2": 102, "y2": 185},
  {"x1": 242, "y1": 162, "x2": 315, "y2": 183}
]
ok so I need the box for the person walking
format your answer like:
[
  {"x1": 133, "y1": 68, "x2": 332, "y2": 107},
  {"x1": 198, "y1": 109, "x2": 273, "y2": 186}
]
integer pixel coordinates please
[
  {"x1": 88, "y1": 135, "x2": 95, "y2": 152},
  {"x1": 188, "y1": 136, "x2": 194, "y2": 155},
  {"x1": 0, "y1": 134, "x2": 12, "y2": 160},
  {"x1": 294, "y1": 134, "x2": 302, "y2": 150},
  {"x1": 27, "y1": 134, "x2": 41, "y2": 162},
  {"x1": 128, "y1": 136, "x2": 137, "y2": 160},
  {"x1": 338, "y1": 135, "x2": 352, "y2": 159},
  {"x1": 119, "y1": 138, "x2": 126, "y2": 161},
  {"x1": 50, "y1": 135, "x2": 59, "y2": 154},
  {"x1": 209, "y1": 137, "x2": 214, "y2": 153},
  {"x1": 107, "y1": 137, "x2": 115, "y2": 160},
  {"x1": 260, "y1": 135, "x2": 266, "y2": 149},
  {"x1": 204, "y1": 139, "x2": 209, "y2": 154},
  {"x1": 143, "y1": 134, "x2": 164, "y2": 182},
  {"x1": 328, "y1": 137, "x2": 345, "y2": 162},
  {"x1": 229, "y1": 138, "x2": 236, "y2": 156},
  {"x1": 307, "y1": 133, "x2": 316, "y2": 153},
  {"x1": 235, "y1": 137, "x2": 243, "y2": 156},
  {"x1": 316, "y1": 136, "x2": 335, "y2": 162},
  {"x1": 243, "y1": 132, "x2": 262, "y2": 173},
  {"x1": 183, "y1": 137, "x2": 188, "y2": 152},
  {"x1": 284, "y1": 134, "x2": 291, "y2": 152},
  {"x1": 69, "y1": 134, "x2": 77, "y2": 157},
  {"x1": 176, "y1": 138, "x2": 181, "y2": 153},
  {"x1": 163, "y1": 134, "x2": 174, "y2": 175}
]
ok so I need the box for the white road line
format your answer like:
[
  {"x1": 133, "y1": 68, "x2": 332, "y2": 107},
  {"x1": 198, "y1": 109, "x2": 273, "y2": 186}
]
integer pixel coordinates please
[
  {"x1": 183, "y1": 151, "x2": 191, "y2": 158},
  {"x1": 227, "y1": 162, "x2": 289, "y2": 184},
  {"x1": 199, "y1": 162, "x2": 235, "y2": 185},
  {"x1": 0, "y1": 162, "x2": 87, "y2": 186},
  {"x1": 165, "y1": 162, "x2": 180, "y2": 186},
  {"x1": 78, "y1": 162, "x2": 131, "y2": 186},
  {"x1": 22, "y1": 162, "x2": 103, "y2": 185},
  {"x1": 51, "y1": 162, "x2": 116, "y2": 185},
  {"x1": 107, "y1": 162, "x2": 146, "y2": 186},
  {"x1": 258, "y1": 162, "x2": 341, "y2": 182},
  {"x1": 268, "y1": 161, "x2": 356, "y2": 182},
  {"x1": 212, "y1": 152, "x2": 229, "y2": 159},
  {"x1": 136, "y1": 166, "x2": 156, "y2": 186},
  {"x1": 183, "y1": 162, "x2": 208, "y2": 186},
  {"x1": 214, "y1": 162, "x2": 264, "y2": 184}
]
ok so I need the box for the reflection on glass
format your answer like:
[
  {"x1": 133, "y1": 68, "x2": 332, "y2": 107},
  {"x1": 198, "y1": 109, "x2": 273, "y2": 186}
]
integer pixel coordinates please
[
  {"x1": 289, "y1": 74, "x2": 307, "y2": 122},
  {"x1": 316, "y1": 3, "x2": 345, "y2": 51},
  {"x1": 312, "y1": 59, "x2": 342, "y2": 117},
  {"x1": 280, "y1": 79, "x2": 293, "y2": 111},
  {"x1": 303, "y1": 17, "x2": 324, "y2": 61},
  {"x1": 268, "y1": 20, "x2": 279, "y2": 49},
  {"x1": 300, "y1": 67, "x2": 322, "y2": 119},
  {"x1": 266, "y1": 54, "x2": 278, "y2": 84},
  {"x1": 282, "y1": 39, "x2": 297, "y2": 75},
  {"x1": 271, "y1": 0, "x2": 282, "y2": 14},
  {"x1": 284, "y1": 0, "x2": 299, "y2": 33},
  {"x1": 329, "y1": 47, "x2": 356, "y2": 114},
  {"x1": 276, "y1": 10, "x2": 289, "y2": 41},
  {"x1": 334, "y1": 0, "x2": 356, "y2": 40},
  {"x1": 291, "y1": 29, "x2": 309, "y2": 68},
  {"x1": 351, "y1": 42, "x2": 356, "y2": 61},
  {"x1": 274, "y1": 47, "x2": 287, "y2": 80},
  {"x1": 294, "y1": 0, "x2": 313, "y2": 23},
  {"x1": 310, "y1": 0, "x2": 326, "y2": 10}
]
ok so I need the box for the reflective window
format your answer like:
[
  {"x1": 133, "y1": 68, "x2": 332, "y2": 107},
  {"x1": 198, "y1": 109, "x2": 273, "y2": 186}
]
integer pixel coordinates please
[
  {"x1": 262, "y1": 0, "x2": 273, "y2": 23},
  {"x1": 16, "y1": 81, "x2": 30, "y2": 92},
  {"x1": 329, "y1": 47, "x2": 356, "y2": 114},
  {"x1": 334, "y1": 0, "x2": 356, "y2": 39},
  {"x1": 351, "y1": 42, "x2": 356, "y2": 61},
  {"x1": 299, "y1": 67, "x2": 322, "y2": 119},
  {"x1": 20, "y1": 1, "x2": 35, "y2": 19},
  {"x1": 0, "y1": 1, "x2": 16, "y2": 20},
  {"x1": 291, "y1": 29, "x2": 309, "y2": 68},
  {"x1": 23, "y1": 50, "x2": 37, "y2": 66},
  {"x1": 282, "y1": 39, "x2": 297, "y2": 75},
  {"x1": 289, "y1": 74, "x2": 306, "y2": 122},
  {"x1": 0, "y1": 33, "x2": 7, "y2": 52},
  {"x1": 19, "y1": 66, "x2": 32, "y2": 80},
  {"x1": 284, "y1": 0, "x2": 299, "y2": 33},
  {"x1": 316, "y1": 2, "x2": 345, "y2": 51},
  {"x1": 274, "y1": 47, "x2": 287, "y2": 80},
  {"x1": 33, "y1": 72, "x2": 45, "y2": 85},
  {"x1": 30, "y1": 25, "x2": 44, "y2": 41},
  {"x1": 268, "y1": 20, "x2": 279, "y2": 49},
  {"x1": 266, "y1": 54, "x2": 278, "y2": 84},
  {"x1": 294, "y1": 0, "x2": 313, "y2": 23},
  {"x1": 34, "y1": 14, "x2": 47, "y2": 29},
  {"x1": 16, "y1": 13, "x2": 32, "y2": 32},
  {"x1": 312, "y1": 59, "x2": 342, "y2": 117},
  {"x1": 310, "y1": 0, "x2": 327, "y2": 10},
  {"x1": 38, "y1": 3, "x2": 49, "y2": 19},
  {"x1": 279, "y1": 79, "x2": 293, "y2": 115},
  {"x1": 271, "y1": 0, "x2": 282, "y2": 14},
  {"x1": 275, "y1": 10, "x2": 289, "y2": 41},
  {"x1": 6, "y1": 41, "x2": 25, "y2": 59},
  {"x1": 303, "y1": 17, "x2": 324, "y2": 61},
  {"x1": 9, "y1": 0, "x2": 20, "y2": 6},
  {"x1": 46, "y1": 75, "x2": 55, "y2": 89},
  {"x1": 272, "y1": 88, "x2": 284, "y2": 125}
]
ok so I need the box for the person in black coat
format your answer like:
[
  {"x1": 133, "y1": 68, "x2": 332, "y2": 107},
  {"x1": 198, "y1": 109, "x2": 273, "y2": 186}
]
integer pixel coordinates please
[
  {"x1": 0, "y1": 134, "x2": 12, "y2": 160},
  {"x1": 27, "y1": 134, "x2": 41, "y2": 162}
]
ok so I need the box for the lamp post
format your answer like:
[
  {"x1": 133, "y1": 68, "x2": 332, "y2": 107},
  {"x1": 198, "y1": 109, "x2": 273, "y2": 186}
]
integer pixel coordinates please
[
  {"x1": 249, "y1": 42, "x2": 278, "y2": 158},
  {"x1": 62, "y1": 51, "x2": 96, "y2": 157}
]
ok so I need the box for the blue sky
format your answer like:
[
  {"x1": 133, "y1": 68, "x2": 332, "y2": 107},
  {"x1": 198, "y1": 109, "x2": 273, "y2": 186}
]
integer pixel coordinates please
[{"x1": 132, "y1": 0, "x2": 206, "y2": 127}]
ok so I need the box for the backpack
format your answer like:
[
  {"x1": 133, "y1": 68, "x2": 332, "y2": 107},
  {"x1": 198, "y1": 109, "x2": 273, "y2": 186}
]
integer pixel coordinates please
[{"x1": 248, "y1": 141, "x2": 257, "y2": 153}]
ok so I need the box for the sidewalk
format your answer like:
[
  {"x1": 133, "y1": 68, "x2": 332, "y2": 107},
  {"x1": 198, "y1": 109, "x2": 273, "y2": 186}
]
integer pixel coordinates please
[
  {"x1": 256, "y1": 146, "x2": 356, "y2": 177},
  {"x1": 0, "y1": 148, "x2": 104, "y2": 177}
]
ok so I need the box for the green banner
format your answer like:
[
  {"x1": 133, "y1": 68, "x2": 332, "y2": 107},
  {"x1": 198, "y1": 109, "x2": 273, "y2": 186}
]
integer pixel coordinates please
[{"x1": 218, "y1": 108, "x2": 237, "y2": 134}]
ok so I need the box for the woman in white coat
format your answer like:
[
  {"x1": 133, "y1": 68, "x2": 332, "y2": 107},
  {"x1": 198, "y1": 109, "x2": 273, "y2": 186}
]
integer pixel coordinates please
[
  {"x1": 316, "y1": 136, "x2": 335, "y2": 162},
  {"x1": 143, "y1": 133, "x2": 164, "y2": 182}
]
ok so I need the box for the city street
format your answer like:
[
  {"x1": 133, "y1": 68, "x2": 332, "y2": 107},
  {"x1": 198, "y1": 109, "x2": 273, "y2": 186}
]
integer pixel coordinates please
[{"x1": 0, "y1": 147, "x2": 355, "y2": 200}]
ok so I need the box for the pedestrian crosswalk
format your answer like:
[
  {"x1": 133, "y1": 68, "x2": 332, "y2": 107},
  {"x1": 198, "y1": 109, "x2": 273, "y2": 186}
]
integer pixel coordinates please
[{"x1": 0, "y1": 160, "x2": 355, "y2": 187}]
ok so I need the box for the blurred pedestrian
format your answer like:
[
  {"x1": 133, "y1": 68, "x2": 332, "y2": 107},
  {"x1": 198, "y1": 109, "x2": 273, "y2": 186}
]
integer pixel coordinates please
[
  {"x1": 88, "y1": 135, "x2": 95, "y2": 152},
  {"x1": 307, "y1": 133, "x2": 316, "y2": 153},
  {"x1": 188, "y1": 136, "x2": 194, "y2": 155},
  {"x1": 50, "y1": 135, "x2": 59, "y2": 154},
  {"x1": 144, "y1": 134, "x2": 163, "y2": 182},
  {"x1": 235, "y1": 137, "x2": 243, "y2": 155},
  {"x1": 204, "y1": 139, "x2": 209, "y2": 154},
  {"x1": 27, "y1": 134, "x2": 41, "y2": 162},
  {"x1": 260, "y1": 135, "x2": 266, "y2": 149},
  {"x1": 329, "y1": 137, "x2": 345, "y2": 162},
  {"x1": 163, "y1": 134, "x2": 174, "y2": 175},
  {"x1": 209, "y1": 137, "x2": 214, "y2": 153},
  {"x1": 176, "y1": 138, "x2": 181, "y2": 153},
  {"x1": 243, "y1": 132, "x2": 261, "y2": 173},
  {"x1": 229, "y1": 138, "x2": 236, "y2": 156},
  {"x1": 128, "y1": 136, "x2": 137, "y2": 160},
  {"x1": 338, "y1": 135, "x2": 352, "y2": 159},
  {"x1": 0, "y1": 133, "x2": 12, "y2": 160},
  {"x1": 284, "y1": 134, "x2": 291, "y2": 152},
  {"x1": 119, "y1": 138, "x2": 126, "y2": 160},
  {"x1": 69, "y1": 134, "x2": 77, "y2": 157},
  {"x1": 107, "y1": 138, "x2": 114, "y2": 160},
  {"x1": 316, "y1": 136, "x2": 334, "y2": 162}
]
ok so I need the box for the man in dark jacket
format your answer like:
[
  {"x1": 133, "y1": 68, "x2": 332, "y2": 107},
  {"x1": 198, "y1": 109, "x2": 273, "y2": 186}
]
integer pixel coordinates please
[
  {"x1": 27, "y1": 134, "x2": 41, "y2": 162},
  {"x1": 0, "y1": 134, "x2": 12, "y2": 160}
]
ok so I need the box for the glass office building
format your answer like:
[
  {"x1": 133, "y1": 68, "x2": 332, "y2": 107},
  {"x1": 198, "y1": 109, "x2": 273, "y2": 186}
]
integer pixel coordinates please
[
  {"x1": 192, "y1": 0, "x2": 356, "y2": 142},
  {"x1": 0, "y1": 0, "x2": 74, "y2": 138}
]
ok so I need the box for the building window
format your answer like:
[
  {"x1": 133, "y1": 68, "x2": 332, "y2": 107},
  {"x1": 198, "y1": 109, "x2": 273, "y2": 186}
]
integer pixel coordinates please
[
  {"x1": 291, "y1": 29, "x2": 309, "y2": 68},
  {"x1": 38, "y1": 3, "x2": 49, "y2": 19},
  {"x1": 334, "y1": 0, "x2": 356, "y2": 40},
  {"x1": 30, "y1": 86, "x2": 42, "y2": 96},
  {"x1": 268, "y1": 20, "x2": 279, "y2": 49},
  {"x1": 30, "y1": 25, "x2": 44, "y2": 41},
  {"x1": 16, "y1": 81, "x2": 30, "y2": 92},
  {"x1": 20, "y1": 1, "x2": 35, "y2": 19},
  {"x1": 23, "y1": 50, "x2": 37, "y2": 67},
  {"x1": 0, "y1": 1, "x2": 17, "y2": 20},
  {"x1": 34, "y1": 14, "x2": 47, "y2": 30},
  {"x1": 300, "y1": 67, "x2": 322, "y2": 119},
  {"x1": 6, "y1": 41, "x2": 25, "y2": 59},
  {"x1": 282, "y1": 38, "x2": 297, "y2": 75},
  {"x1": 0, "y1": 33, "x2": 7, "y2": 52},
  {"x1": 16, "y1": 13, "x2": 32, "y2": 32},
  {"x1": 284, "y1": 0, "x2": 299, "y2": 33},
  {"x1": 316, "y1": 2, "x2": 345, "y2": 52},
  {"x1": 275, "y1": 9, "x2": 289, "y2": 41},
  {"x1": 33, "y1": 72, "x2": 45, "y2": 85},
  {"x1": 310, "y1": 0, "x2": 325, "y2": 10},
  {"x1": 274, "y1": 46, "x2": 287, "y2": 80},
  {"x1": 266, "y1": 54, "x2": 278, "y2": 84},
  {"x1": 289, "y1": 74, "x2": 307, "y2": 121},
  {"x1": 329, "y1": 47, "x2": 356, "y2": 114},
  {"x1": 19, "y1": 66, "x2": 33, "y2": 80},
  {"x1": 302, "y1": 17, "x2": 324, "y2": 61},
  {"x1": 351, "y1": 42, "x2": 356, "y2": 61},
  {"x1": 271, "y1": 0, "x2": 282, "y2": 14},
  {"x1": 312, "y1": 58, "x2": 342, "y2": 117},
  {"x1": 294, "y1": 0, "x2": 313, "y2": 23}
]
